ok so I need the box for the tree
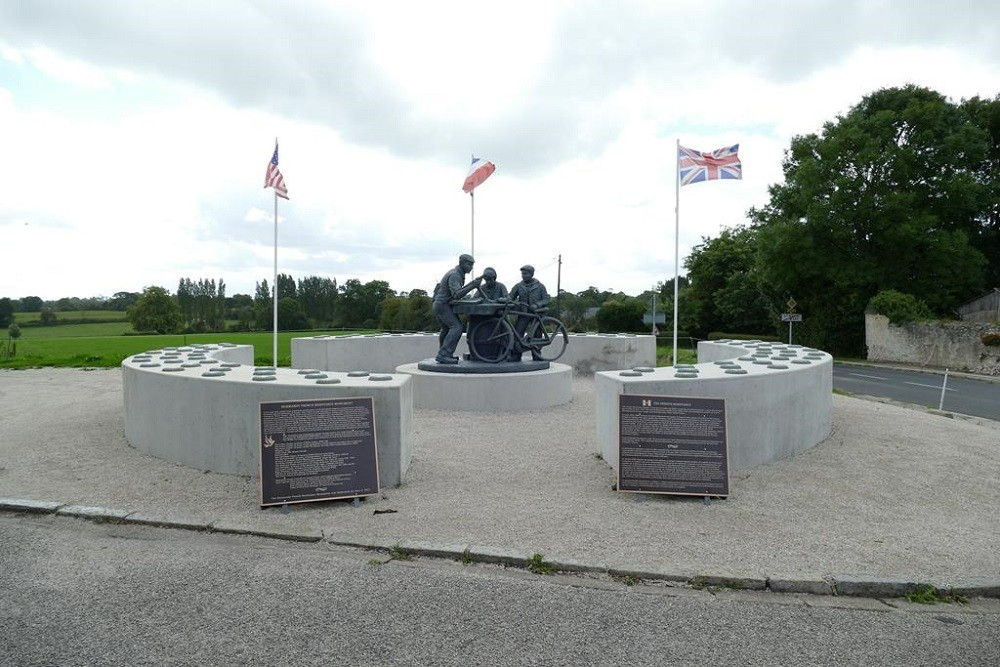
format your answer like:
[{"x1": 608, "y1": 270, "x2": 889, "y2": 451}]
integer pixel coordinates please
[
  {"x1": 107, "y1": 292, "x2": 139, "y2": 311},
  {"x1": 277, "y1": 273, "x2": 297, "y2": 300},
  {"x1": 19, "y1": 296, "x2": 43, "y2": 312},
  {"x1": 378, "y1": 289, "x2": 434, "y2": 331},
  {"x1": 297, "y1": 276, "x2": 338, "y2": 325},
  {"x1": 683, "y1": 226, "x2": 774, "y2": 338},
  {"x1": 177, "y1": 278, "x2": 226, "y2": 331},
  {"x1": 39, "y1": 307, "x2": 57, "y2": 325},
  {"x1": 253, "y1": 279, "x2": 272, "y2": 330},
  {"x1": 336, "y1": 279, "x2": 394, "y2": 328},
  {"x1": 127, "y1": 286, "x2": 183, "y2": 334},
  {"x1": 751, "y1": 85, "x2": 989, "y2": 354},
  {"x1": 961, "y1": 94, "x2": 1000, "y2": 287},
  {"x1": 277, "y1": 297, "x2": 309, "y2": 330},
  {"x1": 226, "y1": 294, "x2": 254, "y2": 331},
  {"x1": 0, "y1": 298, "x2": 12, "y2": 328},
  {"x1": 595, "y1": 298, "x2": 646, "y2": 332}
]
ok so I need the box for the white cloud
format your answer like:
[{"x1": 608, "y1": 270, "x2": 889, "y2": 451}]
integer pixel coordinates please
[{"x1": 0, "y1": 0, "x2": 998, "y2": 300}]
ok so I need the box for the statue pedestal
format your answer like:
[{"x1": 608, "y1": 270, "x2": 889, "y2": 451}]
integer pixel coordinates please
[
  {"x1": 415, "y1": 358, "x2": 550, "y2": 374},
  {"x1": 396, "y1": 362, "x2": 572, "y2": 411}
]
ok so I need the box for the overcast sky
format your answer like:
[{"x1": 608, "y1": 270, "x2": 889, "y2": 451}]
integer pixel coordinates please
[{"x1": 2, "y1": 0, "x2": 999, "y2": 301}]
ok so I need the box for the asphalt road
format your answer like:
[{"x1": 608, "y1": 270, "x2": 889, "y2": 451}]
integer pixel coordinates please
[
  {"x1": 2, "y1": 514, "x2": 997, "y2": 667},
  {"x1": 833, "y1": 364, "x2": 1000, "y2": 421}
]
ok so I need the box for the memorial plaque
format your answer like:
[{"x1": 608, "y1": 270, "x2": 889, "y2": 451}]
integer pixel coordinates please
[
  {"x1": 618, "y1": 394, "x2": 729, "y2": 497},
  {"x1": 259, "y1": 397, "x2": 379, "y2": 507}
]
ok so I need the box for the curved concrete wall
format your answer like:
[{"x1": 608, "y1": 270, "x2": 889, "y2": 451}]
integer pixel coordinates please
[
  {"x1": 292, "y1": 332, "x2": 655, "y2": 376},
  {"x1": 595, "y1": 340, "x2": 832, "y2": 472},
  {"x1": 122, "y1": 344, "x2": 412, "y2": 487}
]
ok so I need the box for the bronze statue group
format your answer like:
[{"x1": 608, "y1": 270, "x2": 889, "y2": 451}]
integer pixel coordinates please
[{"x1": 432, "y1": 254, "x2": 550, "y2": 364}]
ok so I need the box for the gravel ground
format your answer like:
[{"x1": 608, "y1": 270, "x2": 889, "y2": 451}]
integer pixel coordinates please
[{"x1": 1, "y1": 367, "x2": 997, "y2": 586}]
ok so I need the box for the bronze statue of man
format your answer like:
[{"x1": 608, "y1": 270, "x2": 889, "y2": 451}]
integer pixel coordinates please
[
  {"x1": 509, "y1": 264, "x2": 550, "y2": 361},
  {"x1": 476, "y1": 267, "x2": 508, "y2": 302},
  {"x1": 432, "y1": 254, "x2": 482, "y2": 364}
]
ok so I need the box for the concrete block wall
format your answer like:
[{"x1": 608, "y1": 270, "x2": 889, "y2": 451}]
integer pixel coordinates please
[
  {"x1": 596, "y1": 339, "x2": 832, "y2": 472},
  {"x1": 292, "y1": 332, "x2": 655, "y2": 376},
  {"x1": 122, "y1": 344, "x2": 413, "y2": 487}
]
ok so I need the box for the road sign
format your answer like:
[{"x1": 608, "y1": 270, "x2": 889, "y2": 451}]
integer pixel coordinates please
[
  {"x1": 642, "y1": 313, "x2": 666, "y2": 324},
  {"x1": 787, "y1": 297, "x2": 797, "y2": 310},
  {"x1": 781, "y1": 313, "x2": 803, "y2": 322}
]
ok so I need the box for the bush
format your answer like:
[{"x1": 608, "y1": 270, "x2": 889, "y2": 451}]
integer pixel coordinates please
[
  {"x1": 982, "y1": 332, "x2": 1000, "y2": 346},
  {"x1": 867, "y1": 290, "x2": 933, "y2": 324}
]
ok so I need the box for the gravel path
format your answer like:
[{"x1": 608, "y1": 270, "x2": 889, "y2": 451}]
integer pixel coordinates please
[{"x1": 1, "y1": 368, "x2": 997, "y2": 586}]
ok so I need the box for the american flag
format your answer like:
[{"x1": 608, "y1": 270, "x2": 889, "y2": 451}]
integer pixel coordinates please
[
  {"x1": 264, "y1": 142, "x2": 289, "y2": 200},
  {"x1": 678, "y1": 144, "x2": 742, "y2": 186}
]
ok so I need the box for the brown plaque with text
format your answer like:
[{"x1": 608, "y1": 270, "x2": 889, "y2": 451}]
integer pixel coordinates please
[
  {"x1": 259, "y1": 397, "x2": 379, "y2": 507},
  {"x1": 618, "y1": 394, "x2": 729, "y2": 497}
]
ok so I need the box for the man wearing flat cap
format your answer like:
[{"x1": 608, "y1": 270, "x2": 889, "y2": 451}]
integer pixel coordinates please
[
  {"x1": 508, "y1": 264, "x2": 550, "y2": 360},
  {"x1": 432, "y1": 254, "x2": 482, "y2": 364}
]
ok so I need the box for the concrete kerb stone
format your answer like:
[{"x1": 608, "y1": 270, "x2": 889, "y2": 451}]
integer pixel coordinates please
[
  {"x1": 766, "y1": 577, "x2": 838, "y2": 596},
  {"x1": 466, "y1": 544, "x2": 537, "y2": 567},
  {"x1": 207, "y1": 520, "x2": 324, "y2": 543},
  {"x1": 125, "y1": 511, "x2": 216, "y2": 532},
  {"x1": 688, "y1": 574, "x2": 769, "y2": 592},
  {"x1": 830, "y1": 575, "x2": 925, "y2": 599},
  {"x1": 55, "y1": 504, "x2": 132, "y2": 522},
  {"x1": 5, "y1": 501, "x2": 1000, "y2": 600},
  {"x1": 0, "y1": 497, "x2": 64, "y2": 514}
]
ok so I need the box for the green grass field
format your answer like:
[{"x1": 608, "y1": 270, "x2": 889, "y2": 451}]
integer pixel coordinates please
[
  {"x1": 13, "y1": 310, "x2": 129, "y2": 325},
  {"x1": 15, "y1": 321, "x2": 136, "y2": 338},
  {"x1": 0, "y1": 329, "x2": 369, "y2": 369}
]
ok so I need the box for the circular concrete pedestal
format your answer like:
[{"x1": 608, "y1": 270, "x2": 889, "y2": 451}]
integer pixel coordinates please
[{"x1": 396, "y1": 362, "x2": 573, "y2": 411}]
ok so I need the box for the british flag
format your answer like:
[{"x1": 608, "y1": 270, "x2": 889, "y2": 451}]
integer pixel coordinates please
[{"x1": 678, "y1": 144, "x2": 742, "y2": 186}]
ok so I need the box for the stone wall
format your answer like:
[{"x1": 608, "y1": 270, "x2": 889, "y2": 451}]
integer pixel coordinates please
[{"x1": 865, "y1": 313, "x2": 1000, "y2": 375}]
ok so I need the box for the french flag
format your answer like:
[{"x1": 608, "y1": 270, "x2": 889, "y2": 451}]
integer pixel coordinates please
[{"x1": 462, "y1": 155, "x2": 496, "y2": 194}]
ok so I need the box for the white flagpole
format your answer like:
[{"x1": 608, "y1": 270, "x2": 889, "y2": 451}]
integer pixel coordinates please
[
  {"x1": 470, "y1": 190, "x2": 475, "y2": 256},
  {"x1": 272, "y1": 188, "x2": 278, "y2": 368},
  {"x1": 673, "y1": 139, "x2": 680, "y2": 367}
]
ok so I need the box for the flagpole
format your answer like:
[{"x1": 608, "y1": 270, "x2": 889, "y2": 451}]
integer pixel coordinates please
[
  {"x1": 272, "y1": 188, "x2": 278, "y2": 368},
  {"x1": 470, "y1": 190, "x2": 475, "y2": 256},
  {"x1": 673, "y1": 138, "x2": 680, "y2": 367}
]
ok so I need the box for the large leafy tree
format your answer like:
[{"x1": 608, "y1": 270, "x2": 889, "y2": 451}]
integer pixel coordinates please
[
  {"x1": 336, "y1": 279, "x2": 394, "y2": 328},
  {"x1": 751, "y1": 85, "x2": 989, "y2": 354},
  {"x1": 19, "y1": 296, "x2": 43, "y2": 312},
  {"x1": 297, "y1": 276, "x2": 338, "y2": 325},
  {"x1": 961, "y1": 94, "x2": 1000, "y2": 287},
  {"x1": 683, "y1": 227, "x2": 774, "y2": 338},
  {"x1": 127, "y1": 286, "x2": 182, "y2": 334}
]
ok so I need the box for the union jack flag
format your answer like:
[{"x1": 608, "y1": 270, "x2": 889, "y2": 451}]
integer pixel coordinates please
[{"x1": 678, "y1": 144, "x2": 742, "y2": 186}]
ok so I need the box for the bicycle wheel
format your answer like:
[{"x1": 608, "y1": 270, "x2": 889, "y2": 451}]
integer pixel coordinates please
[
  {"x1": 524, "y1": 317, "x2": 569, "y2": 361},
  {"x1": 467, "y1": 317, "x2": 516, "y2": 363}
]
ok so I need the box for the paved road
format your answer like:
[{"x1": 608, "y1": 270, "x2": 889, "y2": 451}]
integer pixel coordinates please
[
  {"x1": 2, "y1": 514, "x2": 997, "y2": 667},
  {"x1": 833, "y1": 364, "x2": 1000, "y2": 421}
]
